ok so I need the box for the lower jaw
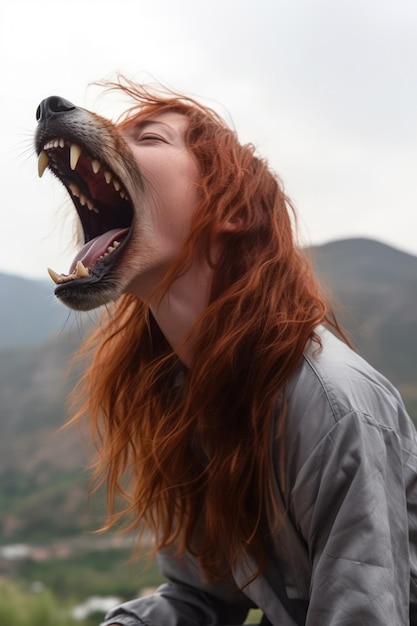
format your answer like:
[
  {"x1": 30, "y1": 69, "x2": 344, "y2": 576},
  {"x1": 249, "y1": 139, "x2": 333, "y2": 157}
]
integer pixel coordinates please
[
  {"x1": 55, "y1": 276, "x2": 121, "y2": 311},
  {"x1": 48, "y1": 228, "x2": 130, "y2": 287}
]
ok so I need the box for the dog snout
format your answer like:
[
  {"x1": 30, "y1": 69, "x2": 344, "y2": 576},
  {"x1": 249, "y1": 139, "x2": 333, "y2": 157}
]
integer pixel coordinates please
[{"x1": 36, "y1": 96, "x2": 76, "y2": 122}]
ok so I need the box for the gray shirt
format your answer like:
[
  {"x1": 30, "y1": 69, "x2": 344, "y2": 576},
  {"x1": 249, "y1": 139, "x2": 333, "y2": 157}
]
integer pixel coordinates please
[{"x1": 101, "y1": 327, "x2": 417, "y2": 625}]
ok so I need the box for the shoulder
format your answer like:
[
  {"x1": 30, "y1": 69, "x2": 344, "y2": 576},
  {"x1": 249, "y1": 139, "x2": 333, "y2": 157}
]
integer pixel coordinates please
[
  {"x1": 281, "y1": 326, "x2": 416, "y2": 484},
  {"x1": 288, "y1": 325, "x2": 408, "y2": 426}
]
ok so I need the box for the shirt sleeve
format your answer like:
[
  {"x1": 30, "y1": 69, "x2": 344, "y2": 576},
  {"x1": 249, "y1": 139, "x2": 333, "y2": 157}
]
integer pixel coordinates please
[
  {"x1": 291, "y1": 410, "x2": 413, "y2": 625},
  {"x1": 99, "y1": 546, "x2": 252, "y2": 626}
]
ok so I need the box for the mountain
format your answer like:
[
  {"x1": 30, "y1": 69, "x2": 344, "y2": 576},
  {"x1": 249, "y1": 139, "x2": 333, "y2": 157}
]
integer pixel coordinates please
[
  {"x1": 0, "y1": 273, "x2": 71, "y2": 348},
  {"x1": 0, "y1": 238, "x2": 416, "y2": 543},
  {"x1": 309, "y1": 238, "x2": 417, "y2": 404}
]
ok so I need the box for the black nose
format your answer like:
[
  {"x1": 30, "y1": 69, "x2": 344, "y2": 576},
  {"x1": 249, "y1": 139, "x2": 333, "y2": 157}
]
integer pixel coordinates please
[{"x1": 36, "y1": 96, "x2": 76, "y2": 122}]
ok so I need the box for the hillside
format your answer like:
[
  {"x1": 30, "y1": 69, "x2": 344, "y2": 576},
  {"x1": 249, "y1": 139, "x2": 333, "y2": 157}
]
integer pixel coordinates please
[
  {"x1": 0, "y1": 273, "x2": 70, "y2": 348},
  {"x1": 310, "y1": 238, "x2": 417, "y2": 404},
  {"x1": 0, "y1": 237, "x2": 416, "y2": 543},
  {"x1": 0, "y1": 330, "x2": 95, "y2": 542}
]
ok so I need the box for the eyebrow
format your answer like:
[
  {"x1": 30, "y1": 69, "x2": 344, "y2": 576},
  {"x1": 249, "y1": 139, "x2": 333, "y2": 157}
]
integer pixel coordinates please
[{"x1": 134, "y1": 119, "x2": 176, "y2": 139}]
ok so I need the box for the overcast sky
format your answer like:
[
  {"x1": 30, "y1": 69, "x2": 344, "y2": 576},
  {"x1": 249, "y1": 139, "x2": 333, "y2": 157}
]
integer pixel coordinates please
[{"x1": 2, "y1": 0, "x2": 416, "y2": 280}]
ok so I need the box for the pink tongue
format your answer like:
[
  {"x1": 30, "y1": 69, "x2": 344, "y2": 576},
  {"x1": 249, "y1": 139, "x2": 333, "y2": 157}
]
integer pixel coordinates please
[{"x1": 69, "y1": 228, "x2": 129, "y2": 274}]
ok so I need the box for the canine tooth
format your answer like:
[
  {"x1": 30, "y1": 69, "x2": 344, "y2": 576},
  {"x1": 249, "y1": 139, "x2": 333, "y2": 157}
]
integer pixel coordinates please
[
  {"x1": 68, "y1": 182, "x2": 80, "y2": 197},
  {"x1": 70, "y1": 143, "x2": 82, "y2": 170},
  {"x1": 104, "y1": 171, "x2": 112, "y2": 184},
  {"x1": 38, "y1": 150, "x2": 49, "y2": 178},
  {"x1": 47, "y1": 267, "x2": 62, "y2": 284},
  {"x1": 75, "y1": 260, "x2": 89, "y2": 277},
  {"x1": 91, "y1": 159, "x2": 100, "y2": 174}
]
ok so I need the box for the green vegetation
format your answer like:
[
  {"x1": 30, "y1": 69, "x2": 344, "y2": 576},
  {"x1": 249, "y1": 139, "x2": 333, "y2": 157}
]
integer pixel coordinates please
[
  {"x1": 0, "y1": 584, "x2": 263, "y2": 625},
  {"x1": 1, "y1": 548, "x2": 160, "y2": 625},
  {"x1": 12, "y1": 548, "x2": 162, "y2": 600},
  {"x1": 0, "y1": 584, "x2": 78, "y2": 626},
  {"x1": 1, "y1": 551, "x2": 263, "y2": 624}
]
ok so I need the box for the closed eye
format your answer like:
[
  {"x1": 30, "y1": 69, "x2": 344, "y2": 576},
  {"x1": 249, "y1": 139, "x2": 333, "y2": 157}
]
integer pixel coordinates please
[{"x1": 138, "y1": 133, "x2": 168, "y2": 143}]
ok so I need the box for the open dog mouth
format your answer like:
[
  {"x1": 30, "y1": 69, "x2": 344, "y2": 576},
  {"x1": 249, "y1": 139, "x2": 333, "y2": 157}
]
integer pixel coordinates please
[{"x1": 37, "y1": 135, "x2": 133, "y2": 287}]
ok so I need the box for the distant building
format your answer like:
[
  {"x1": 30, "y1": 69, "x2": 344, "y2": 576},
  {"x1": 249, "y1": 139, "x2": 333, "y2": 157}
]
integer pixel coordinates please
[
  {"x1": 71, "y1": 596, "x2": 122, "y2": 621},
  {"x1": 0, "y1": 544, "x2": 30, "y2": 560}
]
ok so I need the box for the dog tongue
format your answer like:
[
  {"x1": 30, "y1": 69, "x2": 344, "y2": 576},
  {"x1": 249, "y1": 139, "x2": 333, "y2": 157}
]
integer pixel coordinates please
[{"x1": 69, "y1": 228, "x2": 129, "y2": 274}]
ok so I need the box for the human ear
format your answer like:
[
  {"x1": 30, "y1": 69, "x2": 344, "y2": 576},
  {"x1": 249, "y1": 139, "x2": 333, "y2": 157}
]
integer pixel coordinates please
[{"x1": 220, "y1": 217, "x2": 244, "y2": 233}]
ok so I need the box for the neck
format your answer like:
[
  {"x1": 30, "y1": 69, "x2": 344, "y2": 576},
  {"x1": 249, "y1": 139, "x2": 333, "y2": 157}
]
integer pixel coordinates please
[{"x1": 149, "y1": 261, "x2": 213, "y2": 367}]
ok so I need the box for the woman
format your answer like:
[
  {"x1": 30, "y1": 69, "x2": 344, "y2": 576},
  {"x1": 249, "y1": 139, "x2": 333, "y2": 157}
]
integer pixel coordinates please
[{"x1": 41, "y1": 78, "x2": 416, "y2": 624}]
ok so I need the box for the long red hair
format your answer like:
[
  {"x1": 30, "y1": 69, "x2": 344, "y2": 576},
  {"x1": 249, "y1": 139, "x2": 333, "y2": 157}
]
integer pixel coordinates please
[{"x1": 71, "y1": 77, "x2": 344, "y2": 581}]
